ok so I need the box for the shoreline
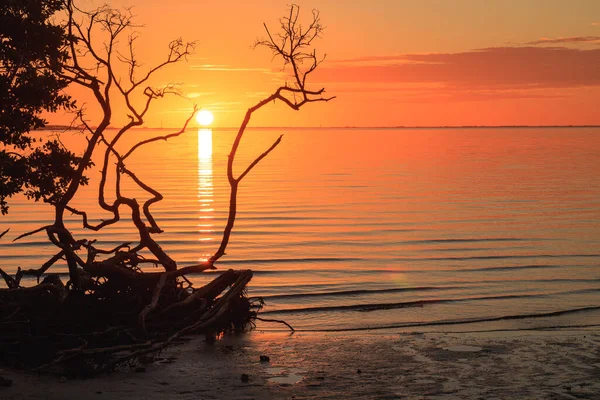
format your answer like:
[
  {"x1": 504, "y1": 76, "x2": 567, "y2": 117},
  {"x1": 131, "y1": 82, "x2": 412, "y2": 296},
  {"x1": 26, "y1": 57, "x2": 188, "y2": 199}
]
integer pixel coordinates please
[{"x1": 2, "y1": 326, "x2": 599, "y2": 399}]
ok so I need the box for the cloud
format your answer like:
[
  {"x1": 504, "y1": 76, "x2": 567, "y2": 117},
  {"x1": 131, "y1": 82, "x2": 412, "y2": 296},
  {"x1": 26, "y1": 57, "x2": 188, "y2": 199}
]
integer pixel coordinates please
[
  {"x1": 316, "y1": 47, "x2": 600, "y2": 90},
  {"x1": 189, "y1": 64, "x2": 282, "y2": 75},
  {"x1": 330, "y1": 55, "x2": 410, "y2": 64},
  {"x1": 202, "y1": 101, "x2": 242, "y2": 111},
  {"x1": 329, "y1": 83, "x2": 565, "y2": 103},
  {"x1": 593, "y1": 22, "x2": 600, "y2": 26},
  {"x1": 186, "y1": 92, "x2": 216, "y2": 99},
  {"x1": 527, "y1": 36, "x2": 600, "y2": 45},
  {"x1": 243, "y1": 91, "x2": 272, "y2": 98}
]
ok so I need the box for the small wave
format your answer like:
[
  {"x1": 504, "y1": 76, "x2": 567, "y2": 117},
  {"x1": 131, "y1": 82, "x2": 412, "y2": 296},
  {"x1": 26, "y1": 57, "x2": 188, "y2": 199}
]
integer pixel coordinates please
[
  {"x1": 299, "y1": 306, "x2": 600, "y2": 332},
  {"x1": 403, "y1": 238, "x2": 530, "y2": 244},
  {"x1": 459, "y1": 264, "x2": 562, "y2": 272},
  {"x1": 261, "y1": 293, "x2": 543, "y2": 315},
  {"x1": 215, "y1": 257, "x2": 362, "y2": 265},
  {"x1": 261, "y1": 286, "x2": 467, "y2": 301},
  {"x1": 563, "y1": 288, "x2": 600, "y2": 295},
  {"x1": 407, "y1": 323, "x2": 600, "y2": 335},
  {"x1": 406, "y1": 254, "x2": 600, "y2": 262},
  {"x1": 1, "y1": 240, "x2": 53, "y2": 248}
]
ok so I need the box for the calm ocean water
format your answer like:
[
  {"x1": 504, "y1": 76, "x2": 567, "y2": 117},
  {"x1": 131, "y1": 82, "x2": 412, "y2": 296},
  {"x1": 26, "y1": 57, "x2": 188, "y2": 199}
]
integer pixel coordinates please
[{"x1": 1, "y1": 127, "x2": 600, "y2": 332}]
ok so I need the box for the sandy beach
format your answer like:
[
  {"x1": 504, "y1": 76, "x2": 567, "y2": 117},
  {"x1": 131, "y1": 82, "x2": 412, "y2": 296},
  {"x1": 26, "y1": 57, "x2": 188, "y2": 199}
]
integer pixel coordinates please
[{"x1": 2, "y1": 327, "x2": 598, "y2": 400}]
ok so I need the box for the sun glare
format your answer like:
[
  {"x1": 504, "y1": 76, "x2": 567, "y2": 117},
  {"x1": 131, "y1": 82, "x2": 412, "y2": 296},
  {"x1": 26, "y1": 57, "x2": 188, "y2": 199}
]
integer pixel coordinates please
[
  {"x1": 196, "y1": 110, "x2": 214, "y2": 126},
  {"x1": 198, "y1": 128, "x2": 212, "y2": 159}
]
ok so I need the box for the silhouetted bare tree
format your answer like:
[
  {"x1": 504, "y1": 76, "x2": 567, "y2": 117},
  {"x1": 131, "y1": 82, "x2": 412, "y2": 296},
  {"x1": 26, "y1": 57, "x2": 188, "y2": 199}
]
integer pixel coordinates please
[
  {"x1": 209, "y1": 4, "x2": 334, "y2": 266},
  {"x1": 0, "y1": 2, "x2": 332, "y2": 373}
]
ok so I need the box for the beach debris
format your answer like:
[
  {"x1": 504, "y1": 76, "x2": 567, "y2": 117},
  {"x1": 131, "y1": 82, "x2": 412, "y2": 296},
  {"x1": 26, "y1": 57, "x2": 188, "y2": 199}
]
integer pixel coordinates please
[
  {"x1": 256, "y1": 317, "x2": 295, "y2": 332},
  {"x1": 260, "y1": 355, "x2": 271, "y2": 362},
  {"x1": 443, "y1": 345, "x2": 483, "y2": 352},
  {"x1": 241, "y1": 373, "x2": 250, "y2": 383},
  {"x1": 266, "y1": 367, "x2": 305, "y2": 385},
  {"x1": 153, "y1": 357, "x2": 176, "y2": 365},
  {"x1": 0, "y1": 268, "x2": 258, "y2": 374}
]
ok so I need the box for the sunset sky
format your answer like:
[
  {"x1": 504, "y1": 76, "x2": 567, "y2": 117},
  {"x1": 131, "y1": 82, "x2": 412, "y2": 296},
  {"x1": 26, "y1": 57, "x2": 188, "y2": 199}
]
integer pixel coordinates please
[{"x1": 52, "y1": 0, "x2": 600, "y2": 128}]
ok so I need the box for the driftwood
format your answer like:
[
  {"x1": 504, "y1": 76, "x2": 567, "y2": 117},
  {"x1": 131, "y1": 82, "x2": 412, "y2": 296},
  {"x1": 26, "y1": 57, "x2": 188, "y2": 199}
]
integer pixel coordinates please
[{"x1": 0, "y1": 268, "x2": 258, "y2": 374}]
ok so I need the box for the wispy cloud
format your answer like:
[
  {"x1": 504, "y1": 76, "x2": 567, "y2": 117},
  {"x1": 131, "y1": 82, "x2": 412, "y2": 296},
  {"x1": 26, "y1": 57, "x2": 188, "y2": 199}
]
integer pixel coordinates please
[
  {"x1": 593, "y1": 22, "x2": 600, "y2": 26},
  {"x1": 315, "y1": 47, "x2": 600, "y2": 90},
  {"x1": 243, "y1": 91, "x2": 272, "y2": 98},
  {"x1": 186, "y1": 92, "x2": 216, "y2": 99},
  {"x1": 330, "y1": 55, "x2": 410, "y2": 64},
  {"x1": 527, "y1": 36, "x2": 600, "y2": 45},
  {"x1": 202, "y1": 101, "x2": 242, "y2": 111},
  {"x1": 189, "y1": 64, "x2": 282, "y2": 75}
]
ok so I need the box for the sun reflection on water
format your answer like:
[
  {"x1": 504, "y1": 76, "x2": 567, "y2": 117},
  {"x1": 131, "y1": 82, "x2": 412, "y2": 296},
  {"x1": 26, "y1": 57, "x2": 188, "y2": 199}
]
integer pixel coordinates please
[{"x1": 197, "y1": 128, "x2": 213, "y2": 261}]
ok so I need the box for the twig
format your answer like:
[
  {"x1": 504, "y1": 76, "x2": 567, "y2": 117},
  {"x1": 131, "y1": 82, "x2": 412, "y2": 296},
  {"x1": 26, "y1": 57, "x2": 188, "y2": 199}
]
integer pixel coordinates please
[
  {"x1": 256, "y1": 317, "x2": 295, "y2": 332},
  {"x1": 0, "y1": 267, "x2": 18, "y2": 289},
  {"x1": 138, "y1": 273, "x2": 168, "y2": 336}
]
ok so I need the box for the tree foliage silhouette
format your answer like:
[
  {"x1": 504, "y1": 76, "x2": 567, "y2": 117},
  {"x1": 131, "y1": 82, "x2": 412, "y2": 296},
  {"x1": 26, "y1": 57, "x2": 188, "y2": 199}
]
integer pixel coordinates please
[{"x1": 0, "y1": 0, "x2": 87, "y2": 215}]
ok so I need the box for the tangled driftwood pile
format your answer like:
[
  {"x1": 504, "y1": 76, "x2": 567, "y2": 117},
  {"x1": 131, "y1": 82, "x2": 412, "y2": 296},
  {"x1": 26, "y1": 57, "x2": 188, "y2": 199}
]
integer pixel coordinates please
[{"x1": 0, "y1": 263, "x2": 258, "y2": 374}]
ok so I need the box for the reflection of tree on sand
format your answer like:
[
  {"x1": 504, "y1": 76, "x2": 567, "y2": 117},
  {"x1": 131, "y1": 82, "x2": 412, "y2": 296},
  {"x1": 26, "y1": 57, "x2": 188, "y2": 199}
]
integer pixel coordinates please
[{"x1": 197, "y1": 129, "x2": 214, "y2": 260}]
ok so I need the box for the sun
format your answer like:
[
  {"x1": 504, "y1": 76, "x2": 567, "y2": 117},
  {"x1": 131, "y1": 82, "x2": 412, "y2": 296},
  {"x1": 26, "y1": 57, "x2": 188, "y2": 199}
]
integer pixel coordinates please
[{"x1": 196, "y1": 109, "x2": 214, "y2": 126}]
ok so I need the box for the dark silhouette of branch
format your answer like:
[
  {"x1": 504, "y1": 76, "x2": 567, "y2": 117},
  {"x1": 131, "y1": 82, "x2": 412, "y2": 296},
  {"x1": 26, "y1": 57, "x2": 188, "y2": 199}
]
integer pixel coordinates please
[
  {"x1": 122, "y1": 105, "x2": 198, "y2": 160},
  {"x1": 0, "y1": 268, "x2": 18, "y2": 289},
  {"x1": 256, "y1": 317, "x2": 295, "y2": 332},
  {"x1": 208, "y1": 5, "x2": 334, "y2": 266},
  {"x1": 48, "y1": 1, "x2": 197, "y2": 278},
  {"x1": 13, "y1": 226, "x2": 52, "y2": 242},
  {"x1": 15, "y1": 251, "x2": 66, "y2": 283},
  {"x1": 238, "y1": 135, "x2": 283, "y2": 182}
]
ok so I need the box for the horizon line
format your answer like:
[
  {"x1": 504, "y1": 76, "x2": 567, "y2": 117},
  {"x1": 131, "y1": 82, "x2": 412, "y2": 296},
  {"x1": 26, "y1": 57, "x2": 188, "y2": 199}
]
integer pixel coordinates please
[{"x1": 42, "y1": 124, "x2": 600, "y2": 131}]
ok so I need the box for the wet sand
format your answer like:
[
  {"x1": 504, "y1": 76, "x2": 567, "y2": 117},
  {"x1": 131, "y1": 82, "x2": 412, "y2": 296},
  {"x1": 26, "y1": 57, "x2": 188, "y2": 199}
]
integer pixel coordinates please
[{"x1": 2, "y1": 328, "x2": 599, "y2": 399}]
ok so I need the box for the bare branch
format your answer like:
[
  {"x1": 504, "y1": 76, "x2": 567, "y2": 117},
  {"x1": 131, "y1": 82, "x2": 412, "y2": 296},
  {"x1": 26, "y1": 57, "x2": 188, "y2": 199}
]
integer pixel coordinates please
[
  {"x1": 209, "y1": 5, "x2": 334, "y2": 266},
  {"x1": 238, "y1": 135, "x2": 283, "y2": 182},
  {"x1": 13, "y1": 226, "x2": 51, "y2": 242},
  {"x1": 0, "y1": 268, "x2": 19, "y2": 289},
  {"x1": 16, "y1": 251, "x2": 66, "y2": 283},
  {"x1": 138, "y1": 273, "x2": 168, "y2": 336},
  {"x1": 120, "y1": 166, "x2": 163, "y2": 233},
  {"x1": 256, "y1": 316, "x2": 295, "y2": 332},
  {"x1": 122, "y1": 106, "x2": 198, "y2": 160}
]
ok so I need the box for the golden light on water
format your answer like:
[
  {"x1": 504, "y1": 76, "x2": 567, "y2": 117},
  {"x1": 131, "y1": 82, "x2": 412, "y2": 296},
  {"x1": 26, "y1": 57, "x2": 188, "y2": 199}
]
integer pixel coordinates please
[
  {"x1": 196, "y1": 110, "x2": 214, "y2": 127},
  {"x1": 198, "y1": 128, "x2": 213, "y2": 159},
  {"x1": 197, "y1": 128, "x2": 213, "y2": 261}
]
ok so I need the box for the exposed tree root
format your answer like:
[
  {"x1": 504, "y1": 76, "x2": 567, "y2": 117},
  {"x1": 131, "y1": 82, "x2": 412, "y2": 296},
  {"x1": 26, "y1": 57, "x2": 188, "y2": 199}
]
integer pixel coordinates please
[{"x1": 0, "y1": 268, "x2": 261, "y2": 376}]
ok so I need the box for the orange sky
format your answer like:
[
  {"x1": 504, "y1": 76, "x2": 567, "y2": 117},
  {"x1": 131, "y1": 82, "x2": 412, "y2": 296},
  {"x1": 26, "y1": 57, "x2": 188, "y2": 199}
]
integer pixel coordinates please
[{"x1": 49, "y1": 0, "x2": 600, "y2": 128}]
